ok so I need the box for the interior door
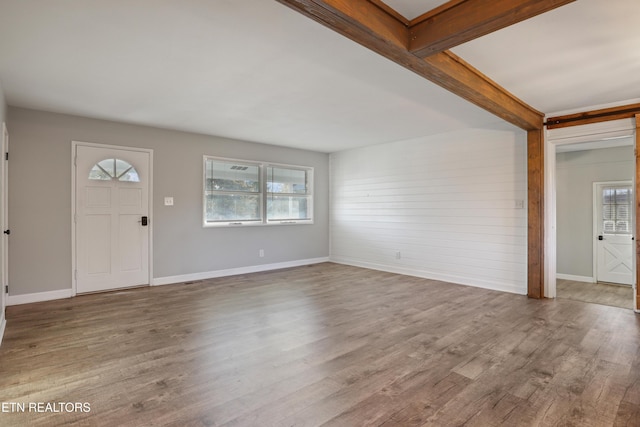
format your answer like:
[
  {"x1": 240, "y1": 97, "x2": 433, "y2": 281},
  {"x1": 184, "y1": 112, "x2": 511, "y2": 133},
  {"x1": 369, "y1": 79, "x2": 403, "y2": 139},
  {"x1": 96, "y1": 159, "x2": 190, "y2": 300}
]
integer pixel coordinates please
[
  {"x1": 595, "y1": 182, "x2": 634, "y2": 285},
  {"x1": 75, "y1": 144, "x2": 150, "y2": 294},
  {"x1": 0, "y1": 123, "x2": 8, "y2": 335}
]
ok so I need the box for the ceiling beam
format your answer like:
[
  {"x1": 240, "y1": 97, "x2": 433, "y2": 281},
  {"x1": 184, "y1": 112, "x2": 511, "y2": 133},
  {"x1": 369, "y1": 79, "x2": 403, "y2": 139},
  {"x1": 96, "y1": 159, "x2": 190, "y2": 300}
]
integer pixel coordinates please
[
  {"x1": 276, "y1": 0, "x2": 543, "y2": 130},
  {"x1": 409, "y1": 0, "x2": 575, "y2": 58},
  {"x1": 546, "y1": 102, "x2": 640, "y2": 129}
]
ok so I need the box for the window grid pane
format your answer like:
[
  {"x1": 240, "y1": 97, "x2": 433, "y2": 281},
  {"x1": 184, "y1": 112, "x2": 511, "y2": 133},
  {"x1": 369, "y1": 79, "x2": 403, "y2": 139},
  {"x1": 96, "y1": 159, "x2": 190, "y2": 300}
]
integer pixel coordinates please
[
  {"x1": 89, "y1": 158, "x2": 140, "y2": 182},
  {"x1": 267, "y1": 195, "x2": 311, "y2": 221},
  {"x1": 205, "y1": 160, "x2": 260, "y2": 193},
  {"x1": 205, "y1": 194, "x2": 261, "y2": 222},
  {"x1": 602, "y1": 185, "x2": 632, "y2": 235}
]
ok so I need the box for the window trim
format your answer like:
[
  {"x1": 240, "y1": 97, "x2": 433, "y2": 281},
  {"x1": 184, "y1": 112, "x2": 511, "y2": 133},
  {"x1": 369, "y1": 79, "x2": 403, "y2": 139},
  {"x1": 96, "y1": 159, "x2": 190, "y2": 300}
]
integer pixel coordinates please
[{"x1": 203, "y1": 156, "x2": 314, "y2": 227}]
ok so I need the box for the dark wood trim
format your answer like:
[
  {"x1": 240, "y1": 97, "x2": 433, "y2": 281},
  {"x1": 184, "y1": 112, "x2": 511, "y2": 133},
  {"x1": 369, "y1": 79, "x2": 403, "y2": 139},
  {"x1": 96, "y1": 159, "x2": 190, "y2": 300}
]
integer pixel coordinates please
[
  {"x1": 636, "y1": 115, "x2": 640, "y2": 311},
  {"x1": 546, "y1": 103, "x2": 640, "y2": 129},
  {"x1": 276, "y1": 0, "x2": 544, "y2": 131},
  {"x1": 528, "y1": 129, "x2": 544, "y2": 299},
  {"x1": 408, "y1": 0, "x2": 575, "y2": 57},
  {"x1": 312, "y1": 0, "x2": 410, "y2": 49},
  {"x1": 409, "y1": 0, "x2": 467, "y2": 27}
]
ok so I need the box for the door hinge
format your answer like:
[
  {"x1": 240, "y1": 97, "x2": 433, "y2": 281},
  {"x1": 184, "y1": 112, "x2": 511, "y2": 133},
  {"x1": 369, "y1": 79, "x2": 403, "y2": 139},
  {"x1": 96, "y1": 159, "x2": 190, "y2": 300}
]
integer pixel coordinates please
[
  {"x1": 4, "y1": 285, "x2": 7, "y2": 294},
  {"x1": 4, "y1": 152, "x2": 7, "y2": 161}
]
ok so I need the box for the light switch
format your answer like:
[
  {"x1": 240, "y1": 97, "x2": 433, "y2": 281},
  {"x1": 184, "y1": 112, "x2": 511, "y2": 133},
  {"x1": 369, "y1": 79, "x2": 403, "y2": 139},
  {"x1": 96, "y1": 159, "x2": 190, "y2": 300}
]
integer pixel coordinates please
[{"x1": 164, "y1": 197, "x2": 174, "y2": 206}]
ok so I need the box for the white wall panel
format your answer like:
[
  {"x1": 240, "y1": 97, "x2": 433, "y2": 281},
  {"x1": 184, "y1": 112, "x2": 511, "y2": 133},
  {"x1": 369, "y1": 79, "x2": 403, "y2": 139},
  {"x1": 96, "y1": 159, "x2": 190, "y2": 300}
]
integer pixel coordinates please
[{"x1": 330, "y1": 128, "x2": 527, "y2": 294}]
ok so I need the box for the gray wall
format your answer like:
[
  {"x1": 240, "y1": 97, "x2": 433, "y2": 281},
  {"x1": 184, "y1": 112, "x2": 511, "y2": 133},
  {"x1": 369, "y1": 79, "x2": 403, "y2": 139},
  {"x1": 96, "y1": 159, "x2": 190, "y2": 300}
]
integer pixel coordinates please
[
  {"x1": 8, "y1": 107, "x2": 329, "y2": 296},
  {"x1": 0, "y1": 80, "x2": 5, "y2": 124},
  {"x1": 556, "y1": 145, "x2": 634, "y2": 278}
]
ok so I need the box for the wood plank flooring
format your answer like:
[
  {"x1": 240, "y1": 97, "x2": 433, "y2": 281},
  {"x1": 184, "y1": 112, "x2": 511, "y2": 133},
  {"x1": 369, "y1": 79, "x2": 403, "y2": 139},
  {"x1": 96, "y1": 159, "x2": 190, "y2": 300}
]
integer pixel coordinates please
[
  {"x1": 557, "y1": 279, "x2": 634, "y2": 310},
  {"x1": 1, "y1": 263, "x2": 639, "y2": 426}
]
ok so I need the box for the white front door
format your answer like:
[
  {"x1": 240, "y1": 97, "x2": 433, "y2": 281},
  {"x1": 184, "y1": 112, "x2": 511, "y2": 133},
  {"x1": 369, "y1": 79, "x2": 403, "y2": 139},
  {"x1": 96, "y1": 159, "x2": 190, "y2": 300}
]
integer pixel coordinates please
[
  {"x1": 595, "y1": 182, "x2": 634, "y2": 285},
  {"x1": 75, "y1": 144, "x2": 151, "y2": 294}
]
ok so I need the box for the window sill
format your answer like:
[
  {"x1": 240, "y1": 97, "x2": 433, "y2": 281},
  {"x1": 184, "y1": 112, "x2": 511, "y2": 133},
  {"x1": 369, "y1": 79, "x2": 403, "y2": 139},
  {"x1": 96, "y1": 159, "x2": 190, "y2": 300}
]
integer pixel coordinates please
[{"x1": 203, "y1": 220, "x2": 314, "y2": 228}]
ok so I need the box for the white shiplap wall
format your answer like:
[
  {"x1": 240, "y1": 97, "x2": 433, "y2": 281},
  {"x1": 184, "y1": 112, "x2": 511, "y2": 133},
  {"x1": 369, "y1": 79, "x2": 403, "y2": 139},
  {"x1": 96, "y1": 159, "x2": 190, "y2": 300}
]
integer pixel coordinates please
[{"x1": 330, "y1": 128, "x2": 528, "y2": 294}]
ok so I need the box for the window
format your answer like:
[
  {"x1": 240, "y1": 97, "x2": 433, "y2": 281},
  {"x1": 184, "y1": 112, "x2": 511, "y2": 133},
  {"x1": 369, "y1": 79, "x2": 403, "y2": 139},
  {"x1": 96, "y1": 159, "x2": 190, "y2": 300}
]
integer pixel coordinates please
[
  {"x1": 204, "y1": 156, "x2": 313, "y2": 226},
  {"x1": 267, "y1": 166, "x2": 312, "y2": 223},
  {"x1": 89, "y1": 158, "x2": 140, "y2": 182},
  {"x1": 602, "y1": 185, "x2": 632, "y2": 234},
  {"x1": 204, "y1": 159, "x2": 262, "y2": 224}
]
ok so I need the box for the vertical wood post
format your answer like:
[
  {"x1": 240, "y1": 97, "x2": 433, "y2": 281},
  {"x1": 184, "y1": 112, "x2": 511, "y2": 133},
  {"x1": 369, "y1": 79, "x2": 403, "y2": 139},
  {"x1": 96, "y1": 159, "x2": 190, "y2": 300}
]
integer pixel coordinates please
[
  {"x1": 528, "y1": 129, "x2": 545, "y2": 298},
  {"x1": 635, "y1": 115, "x2": 640, "y2": 310}
]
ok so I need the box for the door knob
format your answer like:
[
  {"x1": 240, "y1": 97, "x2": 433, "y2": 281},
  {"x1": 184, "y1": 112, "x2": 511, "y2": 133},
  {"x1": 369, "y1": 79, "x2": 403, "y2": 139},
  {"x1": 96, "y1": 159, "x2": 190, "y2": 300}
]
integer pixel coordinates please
[
  {"x1": 139, "y1": 216, "x2": 148, "y2": 226},
  {"x1": 598, "y1": 235, "x2": 603, "y2": 240}
]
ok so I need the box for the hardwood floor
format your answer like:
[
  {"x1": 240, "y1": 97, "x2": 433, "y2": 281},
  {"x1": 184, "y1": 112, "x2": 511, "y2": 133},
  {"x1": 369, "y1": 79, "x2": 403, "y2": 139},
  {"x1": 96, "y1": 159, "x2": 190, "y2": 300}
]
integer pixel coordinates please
[
  {"x1": 1, "y1": 263, "x2": 639, "y2": 426},
  {"x1": 557, "y1": 279, "x2": 634, "y2": 310}
]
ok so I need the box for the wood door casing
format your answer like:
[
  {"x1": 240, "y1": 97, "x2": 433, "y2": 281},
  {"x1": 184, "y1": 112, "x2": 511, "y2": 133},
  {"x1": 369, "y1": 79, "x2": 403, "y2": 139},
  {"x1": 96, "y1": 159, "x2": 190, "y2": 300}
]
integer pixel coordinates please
[{"x1": 635, "y1": 114, "x2": 640, "y2": 310}]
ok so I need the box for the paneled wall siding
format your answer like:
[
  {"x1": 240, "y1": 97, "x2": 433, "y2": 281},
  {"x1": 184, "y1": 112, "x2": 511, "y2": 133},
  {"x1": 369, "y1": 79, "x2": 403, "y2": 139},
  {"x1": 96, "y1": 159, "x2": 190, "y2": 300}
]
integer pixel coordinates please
[{"x1": 330, "y1": 129, "x2": 528, "y2": 294}]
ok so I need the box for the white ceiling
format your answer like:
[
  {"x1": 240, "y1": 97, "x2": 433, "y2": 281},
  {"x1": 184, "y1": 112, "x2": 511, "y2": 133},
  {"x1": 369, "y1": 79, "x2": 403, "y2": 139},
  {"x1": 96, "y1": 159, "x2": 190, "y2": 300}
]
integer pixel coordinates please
[
  {"x1": 383, "y1": 0, "x2": 447, "y2": 20},
  {"x1": 0, "y1": 0, "x2": 638, "y2": 153}
]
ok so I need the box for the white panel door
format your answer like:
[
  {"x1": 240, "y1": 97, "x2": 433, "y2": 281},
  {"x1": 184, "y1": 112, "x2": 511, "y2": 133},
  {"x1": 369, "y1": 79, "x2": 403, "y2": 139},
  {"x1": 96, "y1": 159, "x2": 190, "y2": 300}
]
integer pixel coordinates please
[
  {"x1": 595, "y1": 183, "x2": 634, "y2": 285},
  {"x1": 75, "y1": 145, "x2": 150, "y2": 294}
]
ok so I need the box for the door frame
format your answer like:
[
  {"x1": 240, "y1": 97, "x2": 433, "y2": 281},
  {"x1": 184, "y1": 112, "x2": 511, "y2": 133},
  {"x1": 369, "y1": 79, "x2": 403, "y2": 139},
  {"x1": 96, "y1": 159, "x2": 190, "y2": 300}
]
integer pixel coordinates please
[
  {"x1": 593, "y1": 180, "x2": 634, "y2": 285},
  {"x1": 545, "y1": 118, "x2": 636, "y2": 309},
  {"x1": 0, "y1": 123, "x2": 8, "y2": 345},
  {"x1": 71, "y1": 141, "x2": 153, "y2": 296}
]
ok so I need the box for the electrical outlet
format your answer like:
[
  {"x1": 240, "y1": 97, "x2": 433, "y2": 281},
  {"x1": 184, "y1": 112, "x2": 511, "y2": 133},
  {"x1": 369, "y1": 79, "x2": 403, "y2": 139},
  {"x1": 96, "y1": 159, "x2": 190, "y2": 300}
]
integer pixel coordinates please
[
  {"x1": 259, "y1": 249, "x2": 265, "y2": 258},
  {"x1": 395, "y1": 251, "x2": 401, "y2": 259},
  {"x1": 515, "y1": 200, "x2": 525, "y2": 209},
  {"x1": 164, "y1": 197, "x2": 174, "y2": 206}
]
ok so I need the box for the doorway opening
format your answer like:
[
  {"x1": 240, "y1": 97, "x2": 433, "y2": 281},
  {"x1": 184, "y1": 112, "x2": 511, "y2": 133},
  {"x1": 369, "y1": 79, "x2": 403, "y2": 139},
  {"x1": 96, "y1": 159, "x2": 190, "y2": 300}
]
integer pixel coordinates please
[{"x1": 548, "y1": 120, "x2": 636, "y2": 310}]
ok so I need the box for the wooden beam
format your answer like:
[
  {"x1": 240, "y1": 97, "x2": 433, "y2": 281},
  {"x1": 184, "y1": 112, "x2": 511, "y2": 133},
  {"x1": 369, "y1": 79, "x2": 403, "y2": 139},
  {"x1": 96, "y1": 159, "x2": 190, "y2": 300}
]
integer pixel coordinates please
[
  {"x1": 277, "y1": 0, "x2": 547, "y2": 300},
  {"x1": 635, "y1": 115, "x2": 640, "y2": 311},
  {"x1": 409, "y1": 0, "x2": 468, "y2": 27},
  {"x1": 527, "y1": 129, "x2": 544, "y2": 299},
  {"x1": 422, "y1": 50, "x2": 543, "y2": 130},
  {"x1": 276, "y1": 0, "x2": 544, "y2": 131},
  {"x1": 546, "y1": 103, "x2": 640, "y2": 129},
  {"x1": 409, "y1": 0, "x2": 575, "y2": 57}
]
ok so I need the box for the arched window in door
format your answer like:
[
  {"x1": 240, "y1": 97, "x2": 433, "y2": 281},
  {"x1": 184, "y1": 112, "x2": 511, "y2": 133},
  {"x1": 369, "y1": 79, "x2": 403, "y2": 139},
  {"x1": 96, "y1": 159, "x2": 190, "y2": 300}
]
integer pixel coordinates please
[{"x1": 88, "y1": 158, "x2": 140, "y2": 182}]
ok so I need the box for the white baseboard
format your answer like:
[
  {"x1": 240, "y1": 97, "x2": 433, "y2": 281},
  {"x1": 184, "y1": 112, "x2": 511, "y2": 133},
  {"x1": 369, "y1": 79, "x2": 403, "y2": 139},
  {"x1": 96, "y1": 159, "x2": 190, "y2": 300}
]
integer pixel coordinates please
[
  {"x1": 330, "y1": 257, "x2": 527, "y2": 295},
  {"x1": 556, "y1": 273, "x2": 595, "y2": 283},
  {"x1": 153, "y1": 257, "x2": 330, "y2": 286},
  {"x1": 0, "y1": 316, "x2": 6, "y2": 347},
  {"x1": 7, "y1": 288, "x2": 74, "y2": 306},
  {"x1": 4, "y1": 259, "x2": 330, "y2": 305}
]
